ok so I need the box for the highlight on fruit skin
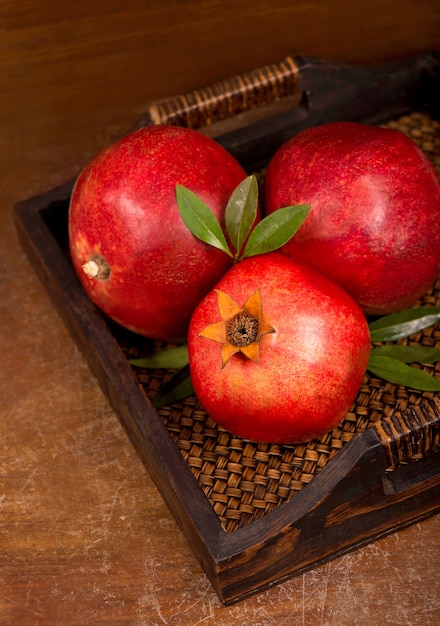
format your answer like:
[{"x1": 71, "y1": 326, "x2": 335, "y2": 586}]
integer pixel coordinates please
[{"x1": 199, "y1": 289, "x2": 275, "y2": 368}]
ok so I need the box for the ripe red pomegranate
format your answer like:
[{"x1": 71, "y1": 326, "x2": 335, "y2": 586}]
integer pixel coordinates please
[
  {"x1": 264, "y1": 122, "x2": 440, "y2": 315},
  {"x1": 69, "y1": 125, "x2": 249, "y2": 340},
  {"x1": 188, "y1": 252, "x2": 371, "y2": 444}
]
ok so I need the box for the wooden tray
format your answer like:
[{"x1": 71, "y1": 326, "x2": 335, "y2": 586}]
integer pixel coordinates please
[{"x1": 13, "y1": 53, "x2": 440, "y2": 605}]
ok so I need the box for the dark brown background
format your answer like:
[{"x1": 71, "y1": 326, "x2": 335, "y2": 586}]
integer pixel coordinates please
[{"x1": 2, "y1": 2, "x2": 440, "y2": 624}]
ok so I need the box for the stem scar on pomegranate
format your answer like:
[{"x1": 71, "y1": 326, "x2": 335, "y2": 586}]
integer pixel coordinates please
[{"x1": 82, "y1": 256, "x2": 111, "y2": 280}]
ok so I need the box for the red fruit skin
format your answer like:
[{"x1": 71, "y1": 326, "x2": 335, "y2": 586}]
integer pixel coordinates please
[
  {"x1": 69, "y1": 125, "x2": 249, "y2": 340},
  {"x1": 188, "y1": 252, "x2": 371, "y2": 444},
  {"x1": 264, "y1": 122, "x2": 440, "y2": 315}
]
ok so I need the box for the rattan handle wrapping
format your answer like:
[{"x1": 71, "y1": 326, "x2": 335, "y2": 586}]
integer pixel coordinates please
[
  {"x1": 373, "y1": 396, "x2": 440, "y2": 469},
  {"x1": 145, "y1": 57, "x2": 300, "y2": 130}
]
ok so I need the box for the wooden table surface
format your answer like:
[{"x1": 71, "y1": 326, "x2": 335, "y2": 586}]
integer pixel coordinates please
[{"x1": 2, "y1": 2, "x2": 440, "y2": 624}]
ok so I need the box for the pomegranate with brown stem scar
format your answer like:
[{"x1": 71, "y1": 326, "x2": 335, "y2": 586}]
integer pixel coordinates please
[{"x1": 69, "y1": 124, "x2": 251, "y2": 340}]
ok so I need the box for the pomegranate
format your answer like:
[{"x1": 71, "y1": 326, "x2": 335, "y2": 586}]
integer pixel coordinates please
[
  {"x1": 188, "y1": 252, "x2": 371, "y2": 444},
  {"x1": 69, "y1": 124, "x2": 249, "y2": 340},
  {"x1": 264, "y1": 122, "x2": 440, "y2": 315}
]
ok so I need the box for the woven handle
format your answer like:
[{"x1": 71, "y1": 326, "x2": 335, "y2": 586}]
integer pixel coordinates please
[
  {"x1": 373, "y1": 396, "x2": 440, "y2": 469},
  {"x1": 145, "y1": 57, "x2": 300, "y2": 130}
]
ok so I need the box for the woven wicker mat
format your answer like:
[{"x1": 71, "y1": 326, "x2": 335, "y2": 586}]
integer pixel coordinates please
[{"x1": 124, "y1": 112, "x2": 440, "y2": 533}]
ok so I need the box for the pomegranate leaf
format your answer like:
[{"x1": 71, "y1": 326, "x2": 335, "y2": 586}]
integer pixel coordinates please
[
  {"x1": 176, "y1": 184, "x2": 233, "y2": 257},
  {"x1": 370, "y1": 344, "x2": 440, "y2": 364},
  {"x1": 367, "y1": 355, "x2": 440, "y2": 391},
  {"x1": 369, "y1": 307, "x2": 440, "y2": 342},
  {"x1": 225, "y1": 175, "x2": 258, "y2": 256},
  {"x1": 240, "y1": 204, "x2": 310, "y2": 259},
  {"x1": 129, "y1": 345, "x2": 189, "y2": 369},
  {"x1": 151, "y1": 365, "x2": 194, "y2": 408}
]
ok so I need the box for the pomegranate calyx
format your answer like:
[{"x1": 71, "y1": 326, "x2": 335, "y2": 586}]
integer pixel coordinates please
[
  {"x1": 199, "y1": 288, "x2": 275, "y2": 368},
  {"x1": 82, "y1": 255, "x2": 111, "y2": 280}
]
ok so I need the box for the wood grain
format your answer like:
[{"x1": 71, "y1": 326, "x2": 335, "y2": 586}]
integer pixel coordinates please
[{"x1": 2, "y1": 1, "x2": 440, "y2": 623}]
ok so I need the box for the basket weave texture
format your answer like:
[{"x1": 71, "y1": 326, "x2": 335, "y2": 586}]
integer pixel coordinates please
[{"x1": 124, "y1": 112, "x2": 440, "y2": 533}]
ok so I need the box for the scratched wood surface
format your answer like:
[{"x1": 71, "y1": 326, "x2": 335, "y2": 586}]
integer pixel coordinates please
[{"x1": 2, "y1": 2, "x2": 440, "y2": 624}]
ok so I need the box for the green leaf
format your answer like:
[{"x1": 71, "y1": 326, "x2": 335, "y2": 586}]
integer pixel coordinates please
[
  {"x1": 151, "y1": 364, "x2": 194, "y2": 408},
  {"x1": 370, "y1": 344, "x2": 440, "y2": 364},
  {"x1": 176, "y1": 185, "x2": 233, "y2": 257},
  {"x1": 367, "y1": 355, "x2": 440, "y2": 391},
  {"x1": 241, "y1": 204, "x2": 310, "y2": 258},
  {"x1": 369, "y1": 307, "x2": 440, "y2": 342},
  {"x1": 129, "y1": 345, "x2": 189, "y2": 369},
  {"x1": 225, "y1": 175, "x2": 258, "y2": 256}
]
